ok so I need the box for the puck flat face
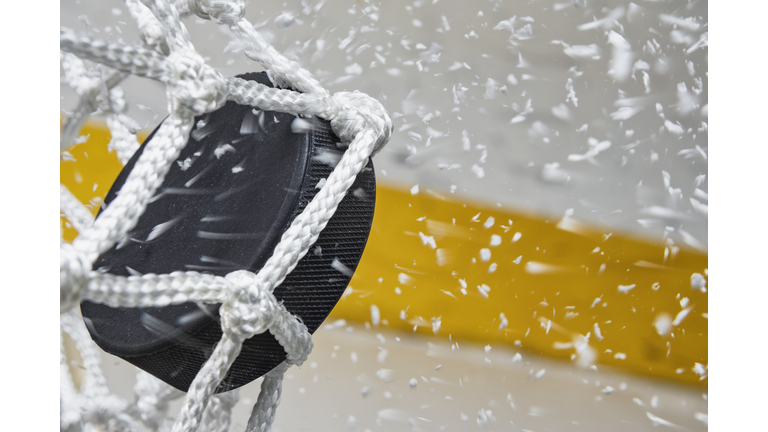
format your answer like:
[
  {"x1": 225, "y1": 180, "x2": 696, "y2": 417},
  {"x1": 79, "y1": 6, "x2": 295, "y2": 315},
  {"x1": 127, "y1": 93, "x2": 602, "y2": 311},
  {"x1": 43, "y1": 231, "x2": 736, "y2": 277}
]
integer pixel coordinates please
[{"x1": 81, "y1": 72, "x2": 376, "y2": 393}]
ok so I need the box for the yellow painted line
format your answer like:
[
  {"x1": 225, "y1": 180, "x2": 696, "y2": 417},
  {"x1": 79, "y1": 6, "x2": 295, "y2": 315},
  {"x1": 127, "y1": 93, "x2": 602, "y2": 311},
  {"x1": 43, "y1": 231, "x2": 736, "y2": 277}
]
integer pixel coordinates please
[
  {"x1": 61, "y1": 121, "x2": 708, "y2": 387},
  {"x1": 60, "y1": 120, "x2": 129, "y2": 243},
  {"x1": 340, "y1": 185, "x2": 707, "y2": 387}
]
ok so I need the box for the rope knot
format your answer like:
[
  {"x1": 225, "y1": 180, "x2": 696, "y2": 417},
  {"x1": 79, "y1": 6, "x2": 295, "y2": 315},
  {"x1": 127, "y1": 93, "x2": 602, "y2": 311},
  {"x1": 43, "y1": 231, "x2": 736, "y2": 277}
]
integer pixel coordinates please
[
  {"x1": 220, "y1": 271, "x2": 278, "y2": 341},
  {"x1": 165, "y1": 51, "x2": 228, "y2": 118},
  {"x1": 60, "y1": 243, "x2": 92, "y2": 314},
  {"x1": 187, "y1": 0, "x2": 246, "y2": 25},
  {"x1": 328, "y1": 91, "x2": 393, "y2": 156}
]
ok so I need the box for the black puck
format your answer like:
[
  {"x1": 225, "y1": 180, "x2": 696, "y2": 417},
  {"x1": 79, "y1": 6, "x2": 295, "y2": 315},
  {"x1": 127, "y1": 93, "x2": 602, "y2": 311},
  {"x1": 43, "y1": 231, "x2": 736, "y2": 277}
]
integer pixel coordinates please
[{"x1": 81, "y1": 72, "x2": 375, "y2": 393}]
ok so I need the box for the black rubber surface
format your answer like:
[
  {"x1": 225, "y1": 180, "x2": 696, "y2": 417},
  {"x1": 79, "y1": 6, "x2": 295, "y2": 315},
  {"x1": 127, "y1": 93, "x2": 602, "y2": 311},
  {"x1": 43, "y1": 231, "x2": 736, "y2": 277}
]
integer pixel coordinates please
[{"x1": 81, "y1": 72, "x2": 376, "y2": 393}]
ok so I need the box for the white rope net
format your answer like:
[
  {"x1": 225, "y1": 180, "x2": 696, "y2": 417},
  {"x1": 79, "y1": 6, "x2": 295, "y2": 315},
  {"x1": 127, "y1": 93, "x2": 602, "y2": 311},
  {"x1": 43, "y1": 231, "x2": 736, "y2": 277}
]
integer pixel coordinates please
[{"x1": 59, "y1": 1, "x2": 393, "y2": 431}]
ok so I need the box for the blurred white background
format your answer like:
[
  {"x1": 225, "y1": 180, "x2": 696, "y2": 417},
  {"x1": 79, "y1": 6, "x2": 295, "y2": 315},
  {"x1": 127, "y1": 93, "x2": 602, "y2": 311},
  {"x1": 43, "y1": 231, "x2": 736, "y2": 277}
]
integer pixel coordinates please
[{"x1": 62, "y1": 0, "x2": 708, "y2": 248}]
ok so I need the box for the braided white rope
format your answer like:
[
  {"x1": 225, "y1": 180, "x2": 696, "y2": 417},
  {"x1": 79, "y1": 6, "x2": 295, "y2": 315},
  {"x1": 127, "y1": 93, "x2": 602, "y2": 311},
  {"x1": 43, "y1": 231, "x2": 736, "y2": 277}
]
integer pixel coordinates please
[
  {"x1": 60, "y1": 184, "x2": 94, "y2": 233},
  {"x1": 106, "y1": 114, "x2": 142, "y2": 165},
  {"x1": 60, "y1": 338, "x2": 81, "y2": 431},
  {"x1": 245, "y1": 362, "x2": 290, "y2": 432},
  {"x1": 60, "y1": 310, "x2": 137, "y2": 431},
  {"x1": 59, "y1": 1, "x2": 393, "y2": 431},
  {"x1": 130, "y1": 370, "x2": 185, "y2": 432},
  {"x1": 60, "y1": 52, "x2": 129, "y2": 151},
  {"x1": 126, "y1": 0, "x2": 172, "y2": 55},
  {"x1": 200, "y1": 391, "x2": 240, "y2": 432}
]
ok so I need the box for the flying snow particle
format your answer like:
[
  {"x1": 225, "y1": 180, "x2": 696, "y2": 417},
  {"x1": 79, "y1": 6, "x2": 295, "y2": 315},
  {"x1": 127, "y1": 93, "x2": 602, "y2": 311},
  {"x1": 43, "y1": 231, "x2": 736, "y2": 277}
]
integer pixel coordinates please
[
  {"x1": 331, "y1": 258, "x2": 354, "y2": 277},
  {"x1": 568, "y1": 138, "x2": 612, "y2": 162},
  {"x1": 693, "y1": 362, "x2": 707, "y2": 378},
  {"x1": 577, "y1": 6, "x2": 626, "y2": 31},
  {"x1": 566, "y1": 78, "x2": 578, "y2": 107},
  {"x1": 659, "y1": 14, "x2": 701, "y2": 31},
  {"x1": 370, "y1": 305, "x2": 381, "y2": 326},
  {"x1": 291, "y1": 118, "x2": 313, "y2": 133},
  {"x1": 642, "y1": 71, "x2": 651, "y2": 93},
  {"x1": 511, "y1": 99, "x2": 533, "y2": 123},
  {"x1": 480, "y1": 248, "x2": 491, "y2": 262},
  {"x1": 664, "y1": 120, "x2": 684, "y2": 135},
  {"x1": 274, "y1": 12, "x2": 296, "y2": 29},
  {"x1": 461, "y1": 129, "x2": 471, "y2": 152},
  {"x1": 436, "y1": 248, "x2": 454, "y2": 267},
  {"x1": 607, "y1": 31, "x2": 633, "y2": 81},
  {"x1": 408, "y1": 131, "x2": 423, "y2": 142},
  {"x1": 432, "y1": 316, "x2": 441, "y2": 333},
  {"x1": 541, "y1": 163, "x2": 570, "y2": 184},
  {"x1": 471, "y1": 164, "x2": 486, "y2": 179},
  {"x1": 499, "y1": 313, "x2": 508, "y2": 330},
  {"x1": 690, "y1": 273, "x2": 707, "y2": 291},
  {"x1": 484, "y1": 216, "x2": 495, "y2": 229},
  {"x1": 238, "y1": 111, "x2": 258, "y2": 135},
  {"x1": 517, "y1": 53, "x2": 529, "y2": 68},
  {"x1": 593, "y1": 323, "x2": 604, "y2": 341},
  {"x1": 419, "y1": 232, "x2": 437, "y2": 249},
  {"x1": 344, "y1": 62, "x2": 363, "y2": 76},
  {"x1": 672, "y1": 307, "x2": 692, "y2": 326},
  {"x1": 214, "y1": 144, "x2": 236, "y2": 159},
  {"x1": 484, "y1": 78, "x2": 498, "y2": 99},
  {"x1": 313, "y1": 149, "x2": 342, "y2": 168},
  {"x1": 562, "y1": 43, "x2": 601, "y2": 60},
  {"x1": 376, "y1": 369, "x2": 394, "y2": 380},
  {"x1": 618, "y1": 284, "x2": 636, "y2": 293},
  {"x1": 146, "y1": 217, "x2": 182, "y2": 242},
  {"x1": 441, "y1": 15, "x2": 450, "y2": 31},
  {"x1": 493, "y1": 16, "x2": 516, "y2": 31},
  {"x1": 654, "y1": 313, "x2": 672, "y2": 336},
  {"x1": 610, "y1": 107, "x2": 641, "y2": 121},
  {"x1": 646, "y1": 412, "x2": 681, "y2": 429}
]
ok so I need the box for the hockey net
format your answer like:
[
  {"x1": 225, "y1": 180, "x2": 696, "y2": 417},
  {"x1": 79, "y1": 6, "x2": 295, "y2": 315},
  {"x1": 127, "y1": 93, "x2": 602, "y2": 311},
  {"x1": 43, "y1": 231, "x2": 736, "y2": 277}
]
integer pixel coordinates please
[{"x1": 59, "y1": 1, "x2": 393, "y2": 431}]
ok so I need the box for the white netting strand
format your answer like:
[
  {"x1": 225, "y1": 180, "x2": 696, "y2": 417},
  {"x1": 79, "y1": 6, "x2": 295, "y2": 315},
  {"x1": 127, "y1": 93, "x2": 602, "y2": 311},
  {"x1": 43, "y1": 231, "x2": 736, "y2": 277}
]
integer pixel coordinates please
[{"x1": 59, "y1": 1, "x2": 393, "y2": 431}]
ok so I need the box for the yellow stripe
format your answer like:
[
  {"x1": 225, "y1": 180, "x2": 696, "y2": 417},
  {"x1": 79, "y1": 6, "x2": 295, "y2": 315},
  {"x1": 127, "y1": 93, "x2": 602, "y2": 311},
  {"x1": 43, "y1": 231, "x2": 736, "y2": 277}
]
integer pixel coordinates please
[
  {"x1": 60, "y1": 120, "x2": 126, "y2": 243},
  {"x1": 339, "y1": 185, "x2": 707, "y2": 387},
  {"x1": 61, "y1": 122, "x2": 708, "y2": 387}
]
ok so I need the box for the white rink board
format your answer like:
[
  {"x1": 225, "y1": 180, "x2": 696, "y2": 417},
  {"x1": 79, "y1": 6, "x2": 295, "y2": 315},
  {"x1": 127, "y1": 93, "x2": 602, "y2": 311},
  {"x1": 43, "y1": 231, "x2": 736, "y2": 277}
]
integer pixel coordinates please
[{"x1": 99, "y1": 322, "x2": 707, "y2": 431}]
